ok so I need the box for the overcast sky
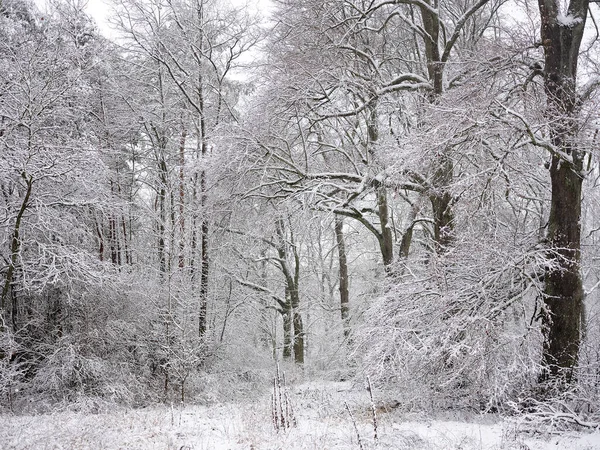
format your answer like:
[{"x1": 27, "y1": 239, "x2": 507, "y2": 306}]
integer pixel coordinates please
[
  {"x1": 85, "y1": 0, "x2": 111, "y2": 36},
  {"x1": 83, "y1": 0, "x2": 272, "y2": 39}
]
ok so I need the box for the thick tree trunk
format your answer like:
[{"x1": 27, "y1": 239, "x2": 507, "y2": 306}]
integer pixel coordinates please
[
  {"x1": 543, "y1": 163, "x2": 583, "y2": 380},
  {"x1": 282, "y1": 298, "x2": 293, "y2": 360},
  {"x1": 291, "y1": 288, "x2": 304, "y2": 365},
  {"x1": 419, "y1": 1, "x2": 443, "y2": 98},
  {"x1": 376, "y1": 185, "x2": 394, "y2": 268},
  {"x1": 367, "y1": 102, "x2": 394, "y2": 268},
  {"x1": 334, "y1": 216, "x2": 350, "y2": 338},
  {"x1": 538, "y1": 0, "x2": 588, "y2": 382},
  {"x1": 430, "y1": 154, "x2": 454, "y2": 252},
  {"x1": 275, "y1": 218, "x2": 304, "y2": 363},
  {"x1": 421, "y1": 0, "x2": 455, "y2": 252},
  {"x1": 398, "y1": 198, "x2": 422, "y2": 259}
]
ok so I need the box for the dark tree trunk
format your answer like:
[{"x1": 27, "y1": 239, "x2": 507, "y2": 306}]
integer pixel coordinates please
[
  {"x1": 197, "y1": 126, "x2": 209, "y2": 336},
  {"x1": 109, "y1": 213, "x2": 119, "y2": 265},
  {"x1": 1, "y1": 173, "x2": 33, "y2": 331},
  {"x1": 376, "y1": 184, "x2": 394, "y2": 268},
  {"x1": 198, "y1": 210, "x2": 209, "y2": 336},
  {"x1": 398, "y1": 199, "x2": 422, "y2": 259},
  {"x1": 419, "y1": 1, "x2": 443, "y2": 98},
  {"x1": 291, "y1": 288, "x2": 304, "y2": 365},
  {"x1": 420, "y1": 0, "x2": 457, "y2": 252},
  {"x1": 282, "y1": 297, "x2": 292, "y2": 360},
  {"x1": 366, "y1": 102, "x2": 394, "y2": 268},
  {"x1": 157, "y1": 157, "x2": 168, "y2": 276},
  {"x1": 275, "y1": 218, "x2": 304, "y2": 364},
  {"x1": 430, "y1": 154, "x2": 455, "y2": 252},
  {"x1": 538, "y1": 0, "x2": 588, "y2": 382},
  {"x1": 95, "y1": 215, "x2": 104, "y2": 261},
  {"x1": 290, "y1": 230, "x2": 303, "y2": 365},
  {"x1": 121, "y1": 215, "x2": 131, "y2": 265},
  {"x1": 197, "y1": 53, "x2": 210, "y2": 337},
  {"x1": 334, "y1": 216, "x2": 350, "y2": 338}
]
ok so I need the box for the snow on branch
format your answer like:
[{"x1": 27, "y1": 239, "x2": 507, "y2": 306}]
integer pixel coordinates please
[{"x1": 493, "y1": 101, "x2": 574, "y2": 164}]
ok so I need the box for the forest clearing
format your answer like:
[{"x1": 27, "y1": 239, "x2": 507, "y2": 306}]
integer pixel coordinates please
[{"x1": 2, "y1": 380, "x2": 600, "y2": 449}]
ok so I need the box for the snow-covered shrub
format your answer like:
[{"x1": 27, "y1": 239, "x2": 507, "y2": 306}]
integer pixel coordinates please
[
  {"x1": 0, "y1": 331, "x2": 28, "y2": 412},
  {"x1": 507, "y1": 384, "x2": 600, "y2": 434},
  {"x1": 28, "y1": 336, "x2": 137, "y2": 410},
  {"x1": 357, "y1": 225, "x2": 547, "y2": 411},
  {"x1": 192, "y1": 339, "x2": 274, "y2": 404}
]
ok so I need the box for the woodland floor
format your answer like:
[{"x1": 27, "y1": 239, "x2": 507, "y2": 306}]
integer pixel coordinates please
[{"x1": 1, "y1": 381, "x2": 600, "y2": 449}]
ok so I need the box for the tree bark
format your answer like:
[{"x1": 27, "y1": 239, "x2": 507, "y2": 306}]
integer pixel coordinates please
[
  {"x1": 430, "y1": 154, "x2": 455, "y2": 252},
  {"x1": 538, "y1": 0, "x2": 588, "y2": 382},
  {"x1": 398, "y1": 198, "x2": 422, "y2": 259},
  {"x1": 275, "y1": 218, "x2": 304, "y2": 364},
  {"x1": 1, "y1": 172, "x2": 33, "y2": 331},
  {"x1": 157, "y1": 156, "x2": 168, "y2": 275},
  {"x1": 376, "y1": 183, "x2": 394, "y2": 268},
  {"x1": 282, "y1": 294, "x2": 293, "y2": 360},
  {"x1": 420, "y1": 0, "x2": 455, "y2": 252},
  {"x1": 198, "y1": 209, "x2": 209, "y2": 336},
  {"x1": 366, "y1": 102, "x2": 394, "y2": 268},
  {"x1": 290, "y1": 228, "x2": 304, "y2": 364},
  {"x1": 196, "y1": 16, "x2": 210, "y2": 335},
  {"x1": 179, "y1": 126, "x2": 186, "y2": 269},
  {"x1": 334, "y1": 216, "x2": 350, "y2": 338}
]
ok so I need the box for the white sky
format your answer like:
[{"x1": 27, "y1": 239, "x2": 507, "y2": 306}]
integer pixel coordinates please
[
  {"x1": 85, "y1": 0, "x2": 112, "y2": 36},
  {"x1": 83, "y1": 0, "x2": 272, "y2": 39}
]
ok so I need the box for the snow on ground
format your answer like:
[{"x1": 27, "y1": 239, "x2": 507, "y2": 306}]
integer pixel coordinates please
[{"x1": 1, "y1": 381, "x2": 600, "y2": 449}]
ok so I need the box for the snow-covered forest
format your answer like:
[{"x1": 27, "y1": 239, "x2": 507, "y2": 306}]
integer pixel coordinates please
[{"x1": 2, "y1": 0, "x2": 600, "y2": 447}]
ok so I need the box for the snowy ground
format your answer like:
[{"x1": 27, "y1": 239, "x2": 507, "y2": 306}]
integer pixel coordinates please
[{"x1": 1, "y1": 381, "x2": 600, "y2": 449}]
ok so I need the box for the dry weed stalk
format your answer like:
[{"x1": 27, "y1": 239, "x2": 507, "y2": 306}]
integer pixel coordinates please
[
  {"x1": 367, "y1": 376, "x2": 378, "y2": 443},
  {"x1": 271, "y1": 363, "x2": 296, "y2": 432},
  {"x1": 345, "y1": 401, "x2": 365, "y2": 450}
]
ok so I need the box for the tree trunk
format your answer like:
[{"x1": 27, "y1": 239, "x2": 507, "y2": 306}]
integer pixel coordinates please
[
  {"x1": 198, "y1": 209, "x2": 209, "y2": 336},
  {"x1": 157, "y1": 158, "x2": 168, "y2": 275},
  {"x1": 196, "y1": 36, "x2": 210, "y2": 336},
  {"x1": 367, "y1": 102, "x2": 394, "y2": 268},
  {"x1": 282, "y1": 299, "x2": 293, "y2": 360},
  {"x1": 430, "y1": 154, "x2": 454, "y2": 252},
  {"x1": 421, "y1": 0, "x2": 455, "y2": 252},
  {"x1": 399, "y1": 198, "x2": 422, "y2": 259},
  {"x1": 121, "y1": 215, "x2": 131, "y2": 265},
  {"x1": 419, "y1": 1, "x2": 443, "y2": 99},
  {"x1": 376, "y1": 184, "x2": 394, "y2": 268},
  {"x1": 94, "y1": 215, "x2": 104, "y2": 261},
  {"x1": 275, "y1": 218, "x2": 304, "y2": 364},
  {"x1": 1, "y1": 172, "x2": 33, "y2": 331},
  {"x1": 178, "y1": 126, "x2": 186, "y2": 269},
  {"x1": 334, "y1": 216, "x2": 350, "y2": 338},
  {"x1": 538, "y1": 0, "x2": 588, "y2": 382},
  {"x1": 290, "y1": 288, "x2": 304, "y2": 365}
]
